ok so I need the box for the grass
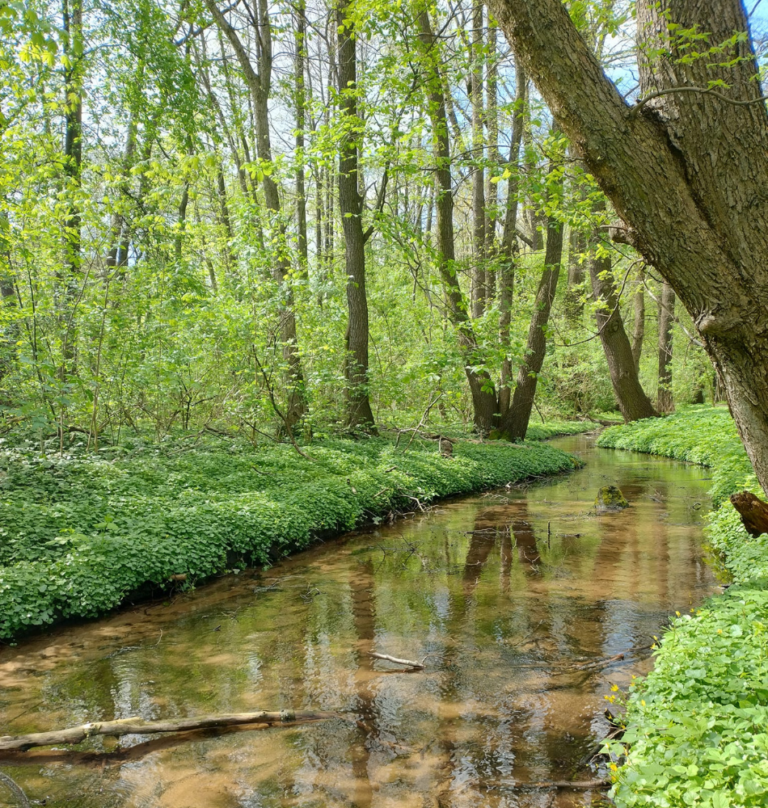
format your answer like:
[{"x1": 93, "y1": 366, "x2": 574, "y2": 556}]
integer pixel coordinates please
[
  {"x1": 0, "y1": 423, "x2": 590, "y2": 641},
  {"x1": 598, "y1": 406, "x2": 768, "y2": 807}
]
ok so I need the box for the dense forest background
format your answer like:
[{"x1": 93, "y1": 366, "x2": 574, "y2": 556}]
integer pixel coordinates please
[{"x1": 2, "y1": 0, "x2": 765, "y2": 447}]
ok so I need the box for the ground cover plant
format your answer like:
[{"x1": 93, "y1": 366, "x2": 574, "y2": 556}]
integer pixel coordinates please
[
  {"x1": 599, "y1": 406, "x2": 768, "y2": 807},
  {"x1": 0, "y1": 423, "x2": 589, "y2": 641}
]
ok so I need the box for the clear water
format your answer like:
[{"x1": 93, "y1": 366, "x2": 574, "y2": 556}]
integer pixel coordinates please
[{"x1": 0, "y1": 435, "x2": 715, "y2": 807}]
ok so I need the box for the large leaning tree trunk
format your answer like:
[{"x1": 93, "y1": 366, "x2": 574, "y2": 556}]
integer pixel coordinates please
[
  {"x1": 487, "y1": 0, "x2": 768, "y2": 493},
  {"x1": 416, "y1": 6, "x2": 498, "y2": 434},
  {"x1": 589, "y1": 242, "x2": 658, "y2": 421},
  {"x1": 337, "y1": 0, "x2": 376, "y2": 432},
  {"x1": 206, "y1": 0, "x2": 306, "y2": 433}
]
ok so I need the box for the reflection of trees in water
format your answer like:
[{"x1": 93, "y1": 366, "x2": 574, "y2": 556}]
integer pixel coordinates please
[{"x1": 349, "y1": 559, "x2": 376, "y2": 808}]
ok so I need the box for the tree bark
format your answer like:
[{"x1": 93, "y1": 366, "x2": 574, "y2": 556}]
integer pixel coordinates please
[
  {"x1": 657, "y1": 280, "x2": 675, "y2": 412},
  {"x1": 631, "y1": 271, "x2": 645, "y2": 372},
  {"x1": 496, "y1": 185, "x2": 564, "y2": 441},
  {"x1": 730, "y1": 491, "x2": 768, "y2": 538},
  {"x1": 589, "y1": 246, "x2": 658, "y2": 421},
  {"x1": 417, "y1": 7, "x2": 498, "y2": 434},
  {"x1": 471, "y1": 0, "x2": 486, "y2": 318},
  {"x1": 337, "y1": 0, "x2": 376, "y2": 432},
  {"x1": 487, "y1": 0, "x2": 768, "y2": 493}
]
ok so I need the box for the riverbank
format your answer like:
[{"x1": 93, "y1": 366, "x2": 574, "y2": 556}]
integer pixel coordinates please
[
  {"x1": 598, "y1": 406, "x2": 768, "y2": 807},
  {"x1": 0, "y1": 423, "x2": 591, "y2": 642}
]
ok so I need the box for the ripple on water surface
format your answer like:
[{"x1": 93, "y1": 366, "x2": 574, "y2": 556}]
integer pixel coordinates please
[{"x1": 0, "y1": 435, "x2": 715, "y2": 807}]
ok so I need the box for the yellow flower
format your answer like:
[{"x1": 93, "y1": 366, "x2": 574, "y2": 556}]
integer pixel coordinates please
[
  {"x1": 641, "y1": 700, "x2": 646, "y2": 706},
  {"x1": 611, "y1": 684, "x2": 619, "y2": 692},
  {"x1": 676, "y1": 611, "x2": 681, "y2": 617},
  {"x1": 610, "y1": 763, "x2": 618, "y2": 772}
]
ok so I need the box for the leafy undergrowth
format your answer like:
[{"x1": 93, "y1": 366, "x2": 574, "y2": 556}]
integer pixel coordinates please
[
  {"x1": 599, "y1": 406, "x2": 768, "y2": 807},
  {"x1": 525, "y1": 419, "x2": 600, "y2": 440},
  {"x1": 0, "y1": 431, "x2": 582, "y2": 641}
]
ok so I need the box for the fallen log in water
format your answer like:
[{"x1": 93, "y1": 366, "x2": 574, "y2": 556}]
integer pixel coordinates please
[
  {"x1": 0, "y1": 710, "x2": 336, "y2": 752},
  {"x1": 370, "y1": 652, "x2": 425, "y2": 669}
]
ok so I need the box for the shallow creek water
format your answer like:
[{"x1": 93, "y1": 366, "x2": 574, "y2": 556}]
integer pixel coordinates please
[{"x1": 0, "y1": 435, "x2": 716, "y2": 808}]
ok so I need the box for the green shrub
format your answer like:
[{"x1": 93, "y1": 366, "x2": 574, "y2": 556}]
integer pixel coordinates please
[{"x1": 598, "y1": 406, "x2": 768, "y2": 807}]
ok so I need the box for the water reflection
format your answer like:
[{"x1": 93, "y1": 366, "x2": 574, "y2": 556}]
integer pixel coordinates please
[{"x1": 0, "y1": 435, "x2": 714, "y2": 807}]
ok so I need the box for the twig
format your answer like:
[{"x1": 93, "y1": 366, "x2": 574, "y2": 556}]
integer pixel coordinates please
[{"x1": 370, "y1": 652, "x2": 424, "y2": 669}]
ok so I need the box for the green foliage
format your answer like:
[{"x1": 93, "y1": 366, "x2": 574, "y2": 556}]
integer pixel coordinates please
[
  {"x1": 599, "y1": 406, "x2": 768, "y2": 807},
  {"x1": 524, "y1": 418, "x2": 599, "y2": 440},
  {"x1": 0, "y1": 433, "x2": 580, "y2": 640},
  {"x1": 609, "y1": 589, "x2": 768, "y2": 808}
]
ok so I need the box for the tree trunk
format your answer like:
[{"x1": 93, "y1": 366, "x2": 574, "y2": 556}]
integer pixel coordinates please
[
  {"x1": 106, "y1": 115, "x2": 136, "y2": 277},
  {"x1": 294, "y1": 0, "x2": 308, "y2": 272},
  {"x1": 589, "y1": 247, "x2": 658, "y2": 421},
  {"x1": 488, "y1": 0, "x2": 768, "y2": 493},
  {"x1": 496, "y1": 195, "x2": 564, "y2": 440},
  {"x1": 657, "y1": 280, "x2": 675, "y2": 412},
  {"x1": 337, "y1": 0, "x2": 376, "y2": 432},
  {"x1": 471, "y1": 0, "x2": 486, "y2": 318},
  {"x1": 564, "y1": 225, "x2": 586, "y2": 324},
  {"x1": 631, "y1": 271, "x2": 645, "y2": 372},
  {"x1": 485, "y1": 18, "x2": 499, "y2": 294},
  {"x1": 175, "y1": 182, "x2": 189, "y2": 262},
  {"x1": 498, "y1": 67, "x2": 527, "y2": 417},
  {"x1": 61, "y1": 0, "x2": 83, "y2": 377},
  {"x1": 206, "y1": 0, "x2": 306, "y2": 432},
  {"x1": 417, "y1": 7, "x2": 498, "y2": 434}
]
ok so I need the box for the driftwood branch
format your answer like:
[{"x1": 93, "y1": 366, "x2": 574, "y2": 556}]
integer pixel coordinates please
[
  {"x1": 370, "y1": 652, "x2": 425, "y2": 669},
  {"x1": 517, "y1": 779, "x2": 610, "y2": 790},
  {"x1": 0, "y1": 710, "x2": 336, "y2": 752},
  {"x1": 730, "y1": 491, "x2": 768, "y2": 538}
]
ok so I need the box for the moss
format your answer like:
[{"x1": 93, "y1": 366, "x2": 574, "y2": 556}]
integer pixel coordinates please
[{"x1": 595, "y1": 485, "x2": 629, "y2": 512}]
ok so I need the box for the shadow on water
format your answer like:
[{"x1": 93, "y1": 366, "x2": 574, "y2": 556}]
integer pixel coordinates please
[{"x1": 0, "y1": 434, "x2": 715, "y2": 807}]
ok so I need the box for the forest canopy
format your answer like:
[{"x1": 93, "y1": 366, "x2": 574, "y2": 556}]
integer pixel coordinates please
[{"x1": 0, "y1": 0, "x2": 764, "y2": 452}]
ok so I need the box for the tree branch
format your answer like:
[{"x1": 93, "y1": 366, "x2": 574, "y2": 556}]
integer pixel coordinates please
[{"x1": 630, "y1": 86, "x2": 768, "y2": 118}]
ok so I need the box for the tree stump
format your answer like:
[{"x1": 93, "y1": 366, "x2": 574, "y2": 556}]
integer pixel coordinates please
[{"x1": 730, "y1": 491, "x2": 768, "y2": 538}]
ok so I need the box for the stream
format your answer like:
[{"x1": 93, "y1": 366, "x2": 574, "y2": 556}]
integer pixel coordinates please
[{"x1": 0, "y1": 434, "x2": 716, "y2": 808}]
